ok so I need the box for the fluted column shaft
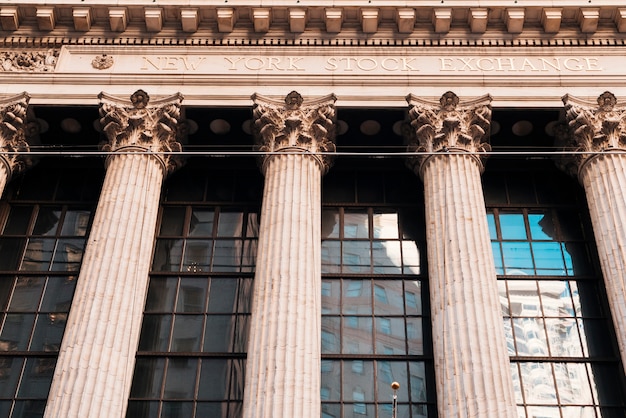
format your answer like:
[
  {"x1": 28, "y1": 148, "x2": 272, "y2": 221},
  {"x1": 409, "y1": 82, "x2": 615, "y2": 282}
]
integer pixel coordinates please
[
  {"x1": 579, "y1": 153, "x2": 626, "y2": 368},
  {"x1": 45, "y1": 90, "x2": 184, "y2": 418},
  {"x1": 243, "y1": 91, "x2": 336, "y2": 418},
  {"x1": 45, "y1": 152, "x2": 165, "y2": 417},
  {"x1": 558, "y1": 92, "x2": 626, "y2": 373},
  {"x1": 406, "y1": 92, "x2": 517, "y2": 418},
  {"x1": 244, "y1": 153, "x2": 322, "y2": 418},
  {"x1": 422, "y1": 154, "x2": 517, "y2": 418}
]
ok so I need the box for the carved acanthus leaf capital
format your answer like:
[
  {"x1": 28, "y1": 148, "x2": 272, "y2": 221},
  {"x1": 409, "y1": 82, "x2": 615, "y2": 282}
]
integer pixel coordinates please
[
  {"x1": 252, "y1": 91, "x2": 337, "y2": 174},
  {"x1": 557, "y1": 92, "x2": 626, "y2": 179},
  {"x1": 98, "y1": 89, "x2": 185, "y2": 175},
  {"x1": 0, "y1": 92, "x2": 37, "y2": 176},
  {"x1": 405, "y1": 91, "x2": 493, "y2": 177}
]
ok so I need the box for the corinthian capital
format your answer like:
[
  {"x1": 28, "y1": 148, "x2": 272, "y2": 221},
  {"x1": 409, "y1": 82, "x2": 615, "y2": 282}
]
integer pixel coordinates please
[
  {"x1": 252, "y1": 91, "x2": 337, "y2": 174},
  {"x1": 0, "y1": 92, "x2": 37, "y2": 176},
  {"x1": 405, "y1": 91, "x2": 492, "y2": 176},
  {"x1": 98, "y1": 89, "x2": 185, "y2": 175},
  {"x1": 557, "y1": 92, "x2": 626, "y2": 178}
]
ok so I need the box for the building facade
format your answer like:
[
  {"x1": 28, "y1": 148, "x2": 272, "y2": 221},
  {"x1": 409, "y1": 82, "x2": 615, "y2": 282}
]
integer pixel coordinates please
[{"x1": 0, "y1": 1, "x2": 625, "y2": 418}]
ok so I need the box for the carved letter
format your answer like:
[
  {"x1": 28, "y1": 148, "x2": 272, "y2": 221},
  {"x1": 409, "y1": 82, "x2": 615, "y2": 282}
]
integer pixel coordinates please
[
  {"x1": 381, "y1": 57, "x2": 399, "y2": 71},
  {"x1": 539, "y1": 58, "x2": 560, "y2": 71},
  {"x1": 564, "y1": 58, "x2": 584, "y2": 71},
  {"x1": 496, "y1": 58, "x2": 516, "y2": 71},
  {"x1": 288, "y1": 57, "x2": 304, "y2": 71},
  {"x1": 141, "y1": 56, "x2": 161, "y2": 71},
  {"x1": 440, "y1": 58, "x2": 455, "y2": 71},
  {"x1": 476, "y1": 58, "x2": 495, "y2": 71},
  {"x1": 401, "y1": 58, "x2": 418, "y2": 71},
  {"x1": 225, "y1": 57, "x2": 245, "y2": 70},
  {"x1": 181, "y1": 57, "x2": 206, "y2": 71},
  {"x1": 325, "y1": 57, "x2": 339, "y2": 71}
]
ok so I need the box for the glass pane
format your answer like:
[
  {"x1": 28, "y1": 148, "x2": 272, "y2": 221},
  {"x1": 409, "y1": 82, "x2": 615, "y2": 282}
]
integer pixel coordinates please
[
  {"x1": 528, "y1": 213, "x2": 553, "y2": 241},
  {"x1": 411, "y1": 362, "x2": 428, "y2": 402},
  {"x1": 51, "y1": 238, "x2": 85, "y2": 271},
  {"x1": 321, "y1": 241, "x2": 341, "y2": 274},
  {"x1": 182, "y1": 239, "x2": 212, "y2": 273},
  {"x1": 126, "y1": 401, "x2": 159, "y2": 418},
  {"x1": 29, "y1": 314, "x2": 65, "y2": 351},
  {"x1": 320, "y1": 360, "x2": 341, "y2": 402},
  {"x1": 404, "y1": 281, "x2": 422, "y2": 315},
  {"x1": 375, "y1": 317, "x2": 406, "y2": 355},
  {"x1": 487, "y1": 213, "x2": 497, "y2": 240},
  {"x1": 512, "y1": 317, "x2": 548, "y2": 357},
  {"x1": 245, "y1": 213, "x2": 259, "y2": 238},
  {"x1": 40, "y1": 276, "x2": 76, "y2": 312},
  {"x1": 197, "y1": 359, "x2": 229, "y2": 400},
  {"x1": 501, "y1": 242, "x2": 533, "y2": 275},
  {"x1": 0, "y1": 238, "x2": 26, "y2": 270},
  {"x1": 378, "y1": 361, "x2": 410, "y2": 402},
  {"x1": 208, "y1": 279, "x2": 238, "y2": 313},
  {"x1": 519, "y1": 362, "x2": 557, "y2": 404},
  {"x1": 17, "y1": 357, "x2": 56, "y2": 398},
  {"x1": 9, "y1": 277, "x2": 45, "y2": 311},
  {"x1": 130, "y1": 358, "x2": 165, "y2": 398},
  {"x1": 176, "y1": 279, "x2": 207, "y2": 313},
  {"x1": 159, "y1": 207, "x2": 186, "y2": 236},
  {"x1": 3, "y1": 206, "x2": 33, "y2": 235},
  {"x1": 32, "y1": 208, "x2": 61, "y2": 236},
  {"x1": 372, "y1": 213, "x2": 398, "y2": 239},
  {"x1": 60, "y1": 211, "x2": 91, "y2": 236},
  {"x1": 507, "y1": 281, "x2": 540, "y2": 317},
  {"x1": 538, "y1": 281, "x2": 574, "y2": 317},
  {"x1": 500, "y1": 214, "x2": 527, "y2": 239},
  {"x1": 342, "y1": 241, "x2": 370, "y2": 273},
  {"x1": 170, "y1": 315, "x2": 203, "y2": 352},
  {"x1": 532, "y1": 242, "x2": 566, "y2": 276},
  {"x1": 203, "y1": 315, "x2": 235, "y2": 352},
  {"x1": 373, "y1": 281, "x2": 403, "y2": 315},
  {"x1": 342, "y1": 280, "x2": 371, "y2": 315},
  {"x1": 163, "y1": 358, "x2": 197, "y2": 399},
  {"x1": 401, "y1": 241, "x2": 420, "y2": 274},
  {"x1": 233, "y1": 316, "x2": 249, "y2": 352},
  {"x1": 12, "y1": 400, "x2": 46, "y2": 417},
  {"x1": 0, "y1": 357, "x2": 24, "y2": 397},
  {"x1": 554, "y1": 363, "x2": 593, "y2": 405},
  {"x1": 189, "y1": 210, "x2": 214, "y2": 236},
  {"x1": 138, "y1": 315, "x2": 172, "y2": 351},
  {"x1": 406, "y1": 318, "x2": 424, "y2": 355},
  {"x1": 162, "y1": 402, "x2": 194, "y2": 418},
  {"x1": 321, "y1": 279, "x2": 340, "y2": 315},
  {"x1": 372, "y1": 241, "x2": 401, "y2": 274},
  {"x1": 21, "y1": 238, "x2": 54, "y2": 271},
  {"x1": 145, "y1": 278, "x2": 178, "y2": 312},
  {"x1": 213, "y1": 240, "x2": 242, "y2": 272},
  {"x1": 545, "y1": 318, "x2": 582, "y2": 357},
  {"x1": 0, "y1": 313, "x2": 35, "y2": 351},
  {"x1": 152, "y1": 239, "x2": 183, "y2": 271},
  {"x1": 321, "y1": 316, "x2": 340, "y2": 354},
  {"x1": 237, "y1": 279, "x2": 253, "y2": 314},
  {"x1": 217, "y1": 212, "x2": 243, "y2": 237},
  {"x1": 322, "y1": 209, "x2": 340, "y2": 239},
  {"x1": 343, "y1": 361, "x2": 374, "y2": 402},
  {"x1": 342, "y1": 317, "x2": 372, "y2": 354},
  {"x1": 344, "y1": 213, "x2": 368, "y2": 239}
]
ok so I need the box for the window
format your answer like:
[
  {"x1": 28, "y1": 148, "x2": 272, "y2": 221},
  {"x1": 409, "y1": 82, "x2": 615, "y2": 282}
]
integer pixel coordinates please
[
  {"x1": 0, "y1": 160, "x2": 100, "y2": 418},
  {"x1": 321, "y1": 162, "x2": 435, "y2": 418},
  {"x1": 127, "y1": 163, "x2": 262, "y2": 418},
  {"x1": 484, "y1": 163, "x2": 626, "y2": 417}
]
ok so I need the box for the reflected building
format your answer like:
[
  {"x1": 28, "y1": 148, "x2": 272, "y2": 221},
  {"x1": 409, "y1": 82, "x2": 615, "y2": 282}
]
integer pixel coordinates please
[{"x1": 0, "y1": 2, "x2": 625, "y2": 418}]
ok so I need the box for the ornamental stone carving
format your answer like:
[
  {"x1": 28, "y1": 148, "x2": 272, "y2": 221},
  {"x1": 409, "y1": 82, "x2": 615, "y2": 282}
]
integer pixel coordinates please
[
  {"x1": 557, "y1": 91, "x2": 626, "y2": 179},
  {"x1": 98, "y1": 89, "x2": 185, "y2": 175},
  {"x1": 0, "y1": 50, "x2": 58, "y2": 72},
  {"x1": 91, "y1": 54, "x2": 114, "y2": 70},
  {"x1": 405, "y1": 91, "x2": 493, "y2": 177},
  {"x1": 0, "y1": 92, "x2": 37, "y2": 175},
  {"x1": 252, "y1": 91, "x2": 337, "y2": 174}
]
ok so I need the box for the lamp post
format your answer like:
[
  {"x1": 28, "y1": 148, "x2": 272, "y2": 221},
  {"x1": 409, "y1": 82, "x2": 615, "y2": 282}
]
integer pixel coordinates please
[{"x1": 391, "y1": 382, "x2": 400, "y2": 418}]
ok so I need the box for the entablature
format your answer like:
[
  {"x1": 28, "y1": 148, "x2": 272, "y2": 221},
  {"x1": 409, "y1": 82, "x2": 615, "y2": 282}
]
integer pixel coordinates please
[{"x1": 0, "y1": 2, "x2": 625, "y2": 45}]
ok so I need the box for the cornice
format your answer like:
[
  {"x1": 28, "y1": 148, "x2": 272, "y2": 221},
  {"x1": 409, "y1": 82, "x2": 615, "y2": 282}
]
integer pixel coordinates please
[{"x1": 0, "y1": 3, "x2": 625, "y2": 45}]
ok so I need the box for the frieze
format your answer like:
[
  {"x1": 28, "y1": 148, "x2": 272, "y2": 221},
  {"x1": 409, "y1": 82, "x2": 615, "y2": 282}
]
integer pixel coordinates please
[{"x1": 0, "y1": 50, "x2": 58, "y2": 72}]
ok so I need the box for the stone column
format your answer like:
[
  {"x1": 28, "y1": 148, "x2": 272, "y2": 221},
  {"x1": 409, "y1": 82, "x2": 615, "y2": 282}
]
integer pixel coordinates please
[
  {"x1": 557, "y1": 91, "x2": 626, "y2": 372},
  {"x1": 243, "y1": 91, "x2": 336, "y2": 418},
  {"x1": 0, "y1": 92, "x2": 36, "y2": 197},
  {"x1": 45, "y1": 90, "x2": 184, "y2": 418},
  {"x1": 405, "y1": 92, "x2": 517, "y2": 418}
]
